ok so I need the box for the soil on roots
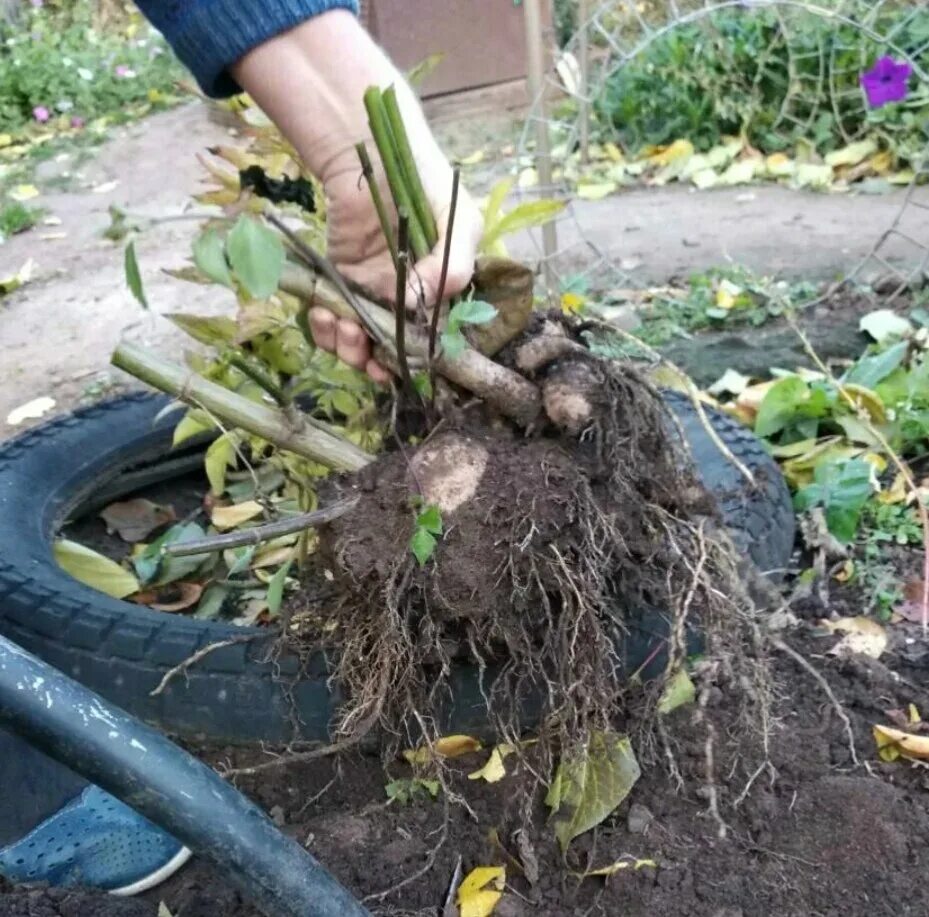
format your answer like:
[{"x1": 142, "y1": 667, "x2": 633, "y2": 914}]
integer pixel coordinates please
[
  {"x1": 299, "y1": 360, "x2": 749, "y2": 753},
  {"x1": 4, "y1": 625, "x2": 929, "y2": 917}
]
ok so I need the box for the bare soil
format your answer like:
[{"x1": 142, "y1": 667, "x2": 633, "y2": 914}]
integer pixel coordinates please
[{"x1": 2, "y1": 614, "x2": 928, "y2": 917}]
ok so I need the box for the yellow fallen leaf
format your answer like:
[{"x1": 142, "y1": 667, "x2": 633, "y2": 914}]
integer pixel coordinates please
[
  {"x1": 909, "y1": 704, "x2": 921, "y2": 725},
  {"x1": 794, "y1": 163, "x2": 834, "y2": 188},
  {"x1": 211, "y1": 500, "x2": 264, "y2": 531},
  {"x1": 734, "y1": 379, "x2": 779, "y2": 422},
  {"x1": 877, "y1": 471, "x2": 907, "y2": 505},
  {"x1": 869, "y1": 150, "x2": 893, "y2": 175},
  {"x1": 825, "y1": 138, "x2": 878, "y2": 168},
  {"x1": 468, "y1": 744, "x2": 517, "y2": 783},
  {"x1": 820, "y1": 616, "x2": 887, "y2": 659},
  {"x1": 646, "y1": 139, "x2": 693, "y2": 167},
  {"x1": 0, "y1": 133, "x2": 12, "y2": 148},
  {"x1": 561, "y1": 291, "x2": 586, "y2": 315},
  {"x1": 691, "y1": 168, "x2": 719, "y2": 190},
  {"x1": 9, "y1": 184, "x2": 39, "y2": 202},
  {"x1": 576, "y1": 181, "x2": 617, "y2": 201},
  {"x1": 715, "y1": 279, "x2": 743, "y2": 310},
  {"x1": 765, "y1": 152, "x2": 795, "y2": 177},
  {"x1": 840, "y1": 383, "x2": 887, "y2": 424},
  {"x1": 874, "y1": 724, "x2": 929, "y2": 762},
  {"x1": 458, "y1": 866, "x2": 505, "y2": 917},
  {"x1": 707, "y1": 368, "x2": 752, "y2": 397},
  {"x1": 574, "y1": 857, "x2": 657, "y2": 878},
  {"x1": 887, "y1": 170, "x2": 915, "y2": 185},
  {"x1": 604, "y1": 142, "x2": 625, "y2": 163},
  {"x1": 718, "y1": 159, "x2": 758, "y2": 185},
  {"x1": 458, "y1": 149, "x2": 486, "y2": 166},
  {"x1": 833, "y1": 559, "x2": 855, "y2": 583},
  {"x1": 402, "y1": 734, "x2": 482, "y2": 765}
]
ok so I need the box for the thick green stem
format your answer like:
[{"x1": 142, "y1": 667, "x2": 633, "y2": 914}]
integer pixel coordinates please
[
  {"x1": 363, "y1": 87, "x2": 429, "y2": 259},
  {"x1": 112, "y1": 342, "x2": 372, "y2": 472},
  {"x1": 355, "y1": 141, "x2": 398, "y2": 268},
  {"x1": 382, "y1": 85, "x2": 438, "y2": 251}
]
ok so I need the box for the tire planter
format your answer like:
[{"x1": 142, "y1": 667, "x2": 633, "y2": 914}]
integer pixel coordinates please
[{"x1": 0, "y1": 392, "x2": 794, "y2": 744}]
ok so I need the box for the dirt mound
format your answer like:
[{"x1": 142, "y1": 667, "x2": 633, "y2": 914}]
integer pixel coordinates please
[{"x1": 3, "y1": 627, "x2": 926, "y2": 917}]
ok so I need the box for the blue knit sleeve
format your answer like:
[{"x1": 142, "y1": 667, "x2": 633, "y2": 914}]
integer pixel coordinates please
[{"x1": 136, "y1": 0, "x2": 360, "y2": 98}]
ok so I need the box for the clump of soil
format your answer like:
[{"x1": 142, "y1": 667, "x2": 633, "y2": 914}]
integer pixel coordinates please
[{"x1": 298, "y1": 356, "x2": 760, "y2": 763}]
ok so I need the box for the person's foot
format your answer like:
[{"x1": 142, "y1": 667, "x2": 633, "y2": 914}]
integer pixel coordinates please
[{"x1": 0, "y1": 785, "x2": 190, "y2": 896}]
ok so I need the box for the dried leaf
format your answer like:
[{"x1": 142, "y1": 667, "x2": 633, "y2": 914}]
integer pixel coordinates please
[
  {"x1": 708, "y1": 368, "x2": 752, "y2": 397},
  {"x1": 54, "y1": 540, "x2": 140, "y2": 599},
  {"x1": 546, "y1": 731, "x2": 640, "y2": 851},
  {"x1": 469, "y1": 744, "x2": 517, "y2": 783},
  {"x1": 825, "y1": 139, "x2": 878, "y2": 169},
  {"x1": 573, "y1": 857, "x2": 657, "y2": 878},
  {"x1": 9, "y1": 184, "x2": 39, "y2": 201},
  {"x1": 100, "y1": 499, "x2": 176, "y2": 542},
  {"x1": 147, "y1": 582, "x2": 204, "y2": 612},
  {"x1": 657, "y1": 669, "x2": 695, "y2": 715},
  {"x1": 403, "y1": 734, "x2": 483, "y2": 765},
  {"x1": 0, "y1": 258, "x2": 35, "y2": 297},
  {"x1": 6, "y1": 396, "x2": 55, "y2": 426},
  {"x1": 211, "y1": 500, "x2": 263, "y2": 531},
  {"x1": 874, "y1": 724, "x2": 929, "y2": 762},
  {"x1": 457, "y1": 866, "x2": 505, "y2": 917},
  {"x1": 819, "y1": 616, "x2": 887, "y2": 659},
  {"x1": 576, "y1": 181, "x2": 617, "y2": 201}
]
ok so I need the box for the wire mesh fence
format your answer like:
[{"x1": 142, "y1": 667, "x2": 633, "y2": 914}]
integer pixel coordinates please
[{"x1": 517, "y1": 0, "x2": 929, "y2": 302}]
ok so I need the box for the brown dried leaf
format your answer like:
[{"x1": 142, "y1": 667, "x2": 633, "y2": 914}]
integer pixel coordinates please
[
  {"x1": 135, "y1": 582, "x2": 204, "y2": 613},
  {"x1": 100, "y1": 499, "x2": 176, "y2": 543}
]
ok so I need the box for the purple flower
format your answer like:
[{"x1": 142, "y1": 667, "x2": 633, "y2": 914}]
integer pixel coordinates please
[
  {"x1": 114, "y1": 65, "x2": 136, "y2": 79},
  {"x1": 70, "y1": 116, "x2": 85, "y2": 129},
  {"x1": 861, "y1": 56, "x2": 912, "y2": 109},
  {"x1": 32, "y1": 106, "x2": 50, "y2": 123}
]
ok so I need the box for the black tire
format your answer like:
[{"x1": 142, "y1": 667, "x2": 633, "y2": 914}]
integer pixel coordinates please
[{"x1": 0, "y1": 393, "x2": 793, "y2": 744}]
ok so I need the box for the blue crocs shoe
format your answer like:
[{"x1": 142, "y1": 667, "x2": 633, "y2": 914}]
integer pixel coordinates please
[{"x1": 0, "y1": 785, "x2": 191, "y2": 896}]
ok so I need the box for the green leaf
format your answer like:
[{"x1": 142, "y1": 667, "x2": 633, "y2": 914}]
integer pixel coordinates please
[
  {"x1": 481, "y1": 199, "x2": 566, "y2": 252},
  {"x1": 845, "y1": 341, "x2": 909, "y2": 389},
  {"x1": 166, "y1": 314, "x2": 238, "y2": 348},
  {"x1": 385, "y1": 778, "x2": 440, "y2": 805},
  {"x1": 416, "y1": 505, "x2": 443, "y2": 535},
  {"x1": 546, "y1": 731, "x2": 641, "y2": 851},
  {"x1": 172, "y1": 410, "x2": 212, "y2": 447},
  {"x1": 482, "y1": 177, "x2": 516, "y2": 237},
  {"x1": 447, "y1": 299, "x2": 498, "y2": 332},
  {"x1": 194, "y1": 584, "x2": 229, "y2": 620},
  {"x1": 755, "y1": 376, "x2": 809, "y2": 437},
  {"x1": 412, "y1": 371, "x2": 433, "y2": 399},
  {"x1": 657, "y1": 669, "x2": 696, "y2": 715},
  {"x1": 331, "y1": 389, "x2": 360, "y2": 417},
  {"x1": 411, "y1": 527, "x2": 438, "y2": 567},
  {"x1": 124, "y1": 241, "x2": 147, "y2": 309},
  {"x1": 440, "y1": 329, "x2": 467, "y2": 359},
  {"x1": 205, "y1": 432, "x2": 236, "y2": 495},
  {"x1": 226, "y1": 216, "x2": 285, "y2": 300},
  {"x1": 54, "y1": 540, "x2": 140, "y2": 599},
  {"x1": 132, "y1": 522, "x2": 209, "y2": 587},
  {"x1": 192, "y1": 229, "x2": 234, "y2": 288},
  {"x1": 266, "y1": 560, "x2": 293, "y2": 617},
  {"x1": 794, "y1": 459, "x2": 873, "y2": 544}
]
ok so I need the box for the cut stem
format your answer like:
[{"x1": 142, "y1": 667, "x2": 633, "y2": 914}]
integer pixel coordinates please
[
  {"x1": 355, "y1": 141, "x2": 398, "y2": 268},
  {"x1": 363, "y1": 87, "x2": 429, "y2": 259},
  {"x1": 112, "y1": 342, "x2": 372, "y2": 472},
  {"x1": 394, "y1": 212, "x2": 414, "y2": 395},
  {"x1": 382, "y1": 85, "x2": 438, "y2": 250},
  {"x1": 428, "y1": 167, "x2": 461, "y2": 390},
  {"x1": 164, "y1": 496, "x2": 361, "y2": 556}
]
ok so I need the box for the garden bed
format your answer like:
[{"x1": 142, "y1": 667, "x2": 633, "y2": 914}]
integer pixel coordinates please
[{"x1": 1, "y1": 598, "x2": 928, "y2": 917}]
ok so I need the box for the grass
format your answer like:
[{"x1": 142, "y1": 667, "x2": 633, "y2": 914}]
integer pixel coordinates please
[{"x1": 0, "y1": 200, "x2": 41, "y2": 239}]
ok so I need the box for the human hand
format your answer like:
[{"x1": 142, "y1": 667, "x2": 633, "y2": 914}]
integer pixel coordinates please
[{"x1": 232, "y1": 11, "x2": 483, "y2": 383}]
